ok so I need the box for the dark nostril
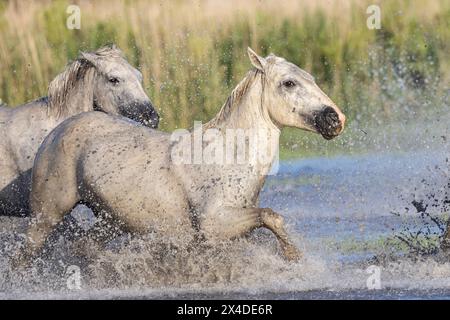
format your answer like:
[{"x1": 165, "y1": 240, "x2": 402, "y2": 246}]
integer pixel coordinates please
[
  {"x1": 322, "y1": 106, "x2": 339, "y2": 124},
  {"x1": 322, "y1": 106, "x2": 337, "y2": 116}
]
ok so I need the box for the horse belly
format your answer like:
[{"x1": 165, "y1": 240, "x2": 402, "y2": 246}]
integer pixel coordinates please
[
  {"x1": 185, "y1": 164, "x2": 263, "y2": 210},
  {"x1": 82, "y1": 157, "x2": 193, "y2": 237}
]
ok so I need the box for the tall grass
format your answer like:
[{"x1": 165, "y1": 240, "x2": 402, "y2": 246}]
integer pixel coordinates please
[{"x1": 0, "y1": 0, "x2": 448, "y2": 156}]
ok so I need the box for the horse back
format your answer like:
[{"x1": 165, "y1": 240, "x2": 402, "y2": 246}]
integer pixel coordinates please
[{"x1": 33, "y1": 111, "x2": 170, "y2": 188}]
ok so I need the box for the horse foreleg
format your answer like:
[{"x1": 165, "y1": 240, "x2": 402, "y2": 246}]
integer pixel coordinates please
[
  {"x1": 202, "y1": 207, "x2": 301, "y2": 261},
  {"x1": 259, "y1": 208, "x2": 302, "y2": 261}
]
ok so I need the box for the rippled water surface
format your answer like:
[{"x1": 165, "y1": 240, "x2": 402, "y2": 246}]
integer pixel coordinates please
[{"x1": 0, "y1": 146, "x2": 449, "y2": 299}]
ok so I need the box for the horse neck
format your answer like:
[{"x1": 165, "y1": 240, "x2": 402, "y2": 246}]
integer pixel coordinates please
[{"x1": 206, "y1": 73, "x2": 281, "y2": 175}]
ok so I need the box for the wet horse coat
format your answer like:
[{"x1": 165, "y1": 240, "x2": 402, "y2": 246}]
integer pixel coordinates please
[{"x1": 18, "y1": 49, "x2": 345, "y2": 265}]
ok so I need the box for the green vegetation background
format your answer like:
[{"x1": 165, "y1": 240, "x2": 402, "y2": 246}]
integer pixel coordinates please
[{"x1": 0, "y1": 0, "x2": 448, "y2": 158}]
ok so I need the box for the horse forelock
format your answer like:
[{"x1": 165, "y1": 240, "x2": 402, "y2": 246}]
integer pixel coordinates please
[
  {"x1": 89, "y1": 46, "x2": 127, "y2": 72},
  {"x1": 93, "y1": 45, "x2": 124, "y2": 59},
  {"x1": 84, "y1": 46, "x2": 130, "y2": 77}
]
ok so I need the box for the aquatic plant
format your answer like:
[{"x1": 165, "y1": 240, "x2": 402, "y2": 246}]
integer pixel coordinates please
[{"x1": 392, "y1": 160, "x2": 450, "y2": 256}]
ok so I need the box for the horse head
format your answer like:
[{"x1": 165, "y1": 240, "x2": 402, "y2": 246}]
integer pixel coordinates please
[
  {"x1": 48, "y1": 45, "x2": 159, "y2": 128},
  {"x1": 248, "y1": 48, "x2": 345, "y2": 139}
]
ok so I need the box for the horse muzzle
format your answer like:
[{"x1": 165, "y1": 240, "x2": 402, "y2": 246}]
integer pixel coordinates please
[
  {"x1": 314, "y1": 106, "x2": 345, "y2": 140},
  {"x1": 122, "y1": 101, "x2": 160, "y2": 129}
]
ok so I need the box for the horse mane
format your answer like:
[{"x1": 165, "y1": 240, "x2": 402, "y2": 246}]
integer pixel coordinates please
[
  {"x1": 47, "y1": 45, "x2": 124, "y2": 118},
  {"x1": 205, "y1": 68, "x2": 261, "y2": 128},
  {"x1": 47, "y1": 59, "x2": 94, "y2": 118}
]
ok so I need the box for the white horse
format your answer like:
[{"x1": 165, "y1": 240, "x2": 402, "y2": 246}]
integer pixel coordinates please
[
  {"x1": 0, "y1": 45, "x2": 159, "y2": 217},
  {"x1": 17, "y1": 48, "x2": 345, "y2": 265}
]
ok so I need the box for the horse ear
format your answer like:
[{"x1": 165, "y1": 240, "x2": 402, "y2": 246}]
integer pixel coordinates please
[
  {"x1": 80, "y1": 52, "x2": 100, "y2": 68},
  {"x1": 247, "y1": 47, "x2": 266, "y2": 72}
]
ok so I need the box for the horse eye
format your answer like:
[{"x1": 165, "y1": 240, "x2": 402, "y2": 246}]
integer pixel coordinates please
[
  {"x1": 109, "y1": 77, "x2": 120, "y2": 85},
  {"x1": 283, "y1": 80, "x2": 296, "y2": 88}
]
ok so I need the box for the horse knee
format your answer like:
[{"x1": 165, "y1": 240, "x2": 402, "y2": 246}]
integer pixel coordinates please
[{"x1": 261, "y1": 208, "x2": 285, "y2": 229}]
